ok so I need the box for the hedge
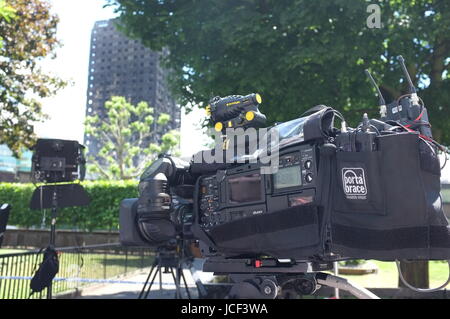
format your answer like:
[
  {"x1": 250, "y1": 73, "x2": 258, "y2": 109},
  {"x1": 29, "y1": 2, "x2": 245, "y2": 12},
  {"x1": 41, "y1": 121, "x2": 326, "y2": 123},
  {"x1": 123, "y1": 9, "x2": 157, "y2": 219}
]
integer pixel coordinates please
[{"x1": 0, "y1": 180, "x2": 139, "y2": 231}]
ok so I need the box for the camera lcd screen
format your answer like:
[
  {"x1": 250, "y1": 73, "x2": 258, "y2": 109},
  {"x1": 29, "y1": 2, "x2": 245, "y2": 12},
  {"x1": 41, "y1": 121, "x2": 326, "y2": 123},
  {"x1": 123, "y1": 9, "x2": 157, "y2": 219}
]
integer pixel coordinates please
[
  {"x1": 274, "y1": 166, "x2": 302, "y2": 190},
  {"x1": 228, "y1": 173, "x2": 262, "y2": 204}
]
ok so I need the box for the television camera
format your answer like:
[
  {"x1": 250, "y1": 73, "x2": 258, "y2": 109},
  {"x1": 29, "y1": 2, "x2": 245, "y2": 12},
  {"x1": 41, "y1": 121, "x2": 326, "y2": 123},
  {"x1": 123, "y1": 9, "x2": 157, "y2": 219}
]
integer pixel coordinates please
[{"x1": 120, "y1": 56, "x2": 450, "y2": 298}]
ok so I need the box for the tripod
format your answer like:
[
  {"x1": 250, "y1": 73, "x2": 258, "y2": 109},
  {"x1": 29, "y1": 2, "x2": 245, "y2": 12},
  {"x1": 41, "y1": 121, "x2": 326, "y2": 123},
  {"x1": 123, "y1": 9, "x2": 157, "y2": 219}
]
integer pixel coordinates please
[{"x1": 138, "y1": 248, "x2": 192, "y2": 299}]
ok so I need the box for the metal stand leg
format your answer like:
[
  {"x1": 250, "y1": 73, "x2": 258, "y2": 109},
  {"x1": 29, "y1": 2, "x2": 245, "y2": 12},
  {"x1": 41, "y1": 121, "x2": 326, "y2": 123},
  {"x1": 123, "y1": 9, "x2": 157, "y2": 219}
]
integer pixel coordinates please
[
  {"x1": 180, "y1": 269, "x2": 192, "y2": 299},
  {"x1": 143, "y1": 265, "x2": 161, "y2": 299},
  {"x1": 47, "y1": 189, "x2": 58, "y2": 300},
  {"x1": 138, "y1": 260, "x2": 159, "y2": 299},
  {"x1": 170, "y1": 267, "x2": 182, "y2": 299},
  {"x1": 138, "y1": 244, "x2": 195, "y2": 300},
  {"x1": 159, "y1": 266, "x2": 162, "y2": 290}
]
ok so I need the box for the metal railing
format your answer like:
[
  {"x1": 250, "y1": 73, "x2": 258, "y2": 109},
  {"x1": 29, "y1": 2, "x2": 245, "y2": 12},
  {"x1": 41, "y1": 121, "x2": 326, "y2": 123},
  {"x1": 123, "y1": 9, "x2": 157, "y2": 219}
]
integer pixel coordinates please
[{"x1": 0, "y1": 243, "x2": 154, "y2": 299}]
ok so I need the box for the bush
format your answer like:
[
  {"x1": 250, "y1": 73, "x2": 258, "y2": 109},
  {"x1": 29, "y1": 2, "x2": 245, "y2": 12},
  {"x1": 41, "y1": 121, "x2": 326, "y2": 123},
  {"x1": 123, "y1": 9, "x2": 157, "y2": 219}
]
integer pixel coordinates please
[{"x1": 0, "y1": 180, "x2": 138, "y2": 231}]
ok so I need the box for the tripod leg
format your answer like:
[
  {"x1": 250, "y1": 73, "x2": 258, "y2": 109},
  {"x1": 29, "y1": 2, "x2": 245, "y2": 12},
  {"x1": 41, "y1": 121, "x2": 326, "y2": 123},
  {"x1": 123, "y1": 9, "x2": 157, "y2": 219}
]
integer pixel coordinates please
[
  {"x1": 138, "y1": 262, "x2": 157, "y2": 299},
  {"x1": 143, "y1": 265, "x2": 160, "y2": 299},
  {"x1": 180, "y1": 268, "x2": 192, "y2": 299},
  {"x1": 176, "y1": 266, "x2": 183, "y2": 299},
  {"x1": 159, "y1": 266, "x2": 162, "y2": 290},
  {"x1": 170, "y1": 268, "x2": 182, "y2": 299}
]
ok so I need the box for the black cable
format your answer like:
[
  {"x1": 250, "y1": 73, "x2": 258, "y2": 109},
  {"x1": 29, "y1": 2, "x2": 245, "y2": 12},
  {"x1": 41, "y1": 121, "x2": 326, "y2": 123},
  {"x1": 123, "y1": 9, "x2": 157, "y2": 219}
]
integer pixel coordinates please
[
  {"x1": 370, "y1": 125, "x2": 380, "y2": 135},
  {"x1": 440, "y1": 150, "x2": 448, "y2": 170},
  {"x1": 396, "y1": 260, "x2": 450, "y2": 293},
  {"x1": 332, "y1": 110, "x2": 346, "y2": 124}
]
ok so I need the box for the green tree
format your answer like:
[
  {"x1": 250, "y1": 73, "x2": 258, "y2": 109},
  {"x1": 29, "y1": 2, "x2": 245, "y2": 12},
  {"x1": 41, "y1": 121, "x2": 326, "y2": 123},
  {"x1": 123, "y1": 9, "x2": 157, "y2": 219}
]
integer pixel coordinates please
[
  {"x1": 0, "y1": 0, "x2": 16, "y2": 49},
  {"x1": 107, "y1": 0, "x2": 450, "y2": 143},
  {"x1": 0, "y1": 0, "x2": 66, "y2": 156},
  {"x1": 84, "y1": 96, "x2": 180, "y2": 180}
]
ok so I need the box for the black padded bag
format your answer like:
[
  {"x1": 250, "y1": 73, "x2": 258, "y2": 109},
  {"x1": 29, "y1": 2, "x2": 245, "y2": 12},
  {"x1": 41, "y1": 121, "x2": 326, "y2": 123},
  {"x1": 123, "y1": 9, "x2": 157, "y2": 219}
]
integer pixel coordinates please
[
  {"x1": 209, "y1": 205, "x2": 323, "y2": 259},
  {"x1": 202, "y1": 144, "x2": 336, "y2": 260},
  {"x1": 330, "y1": 132, "x2": 450, "y2": 260},
  {"x1": 30, "y1": 246, "x2": 59, "y2": 294}
]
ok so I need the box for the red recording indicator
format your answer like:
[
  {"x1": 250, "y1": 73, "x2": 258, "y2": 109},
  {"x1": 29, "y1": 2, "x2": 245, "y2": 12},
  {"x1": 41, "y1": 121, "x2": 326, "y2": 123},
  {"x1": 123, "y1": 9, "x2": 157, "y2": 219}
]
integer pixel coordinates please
[{"x1": 289, "y1": 195, "x2": 313, "y2": 207}]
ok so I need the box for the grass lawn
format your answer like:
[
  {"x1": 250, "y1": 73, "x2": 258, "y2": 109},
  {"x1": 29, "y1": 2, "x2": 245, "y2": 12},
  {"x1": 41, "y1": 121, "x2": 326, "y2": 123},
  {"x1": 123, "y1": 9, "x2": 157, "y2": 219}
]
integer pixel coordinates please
[{"x1": 338, "y1": 261, "x2": 450, "y2": 289}]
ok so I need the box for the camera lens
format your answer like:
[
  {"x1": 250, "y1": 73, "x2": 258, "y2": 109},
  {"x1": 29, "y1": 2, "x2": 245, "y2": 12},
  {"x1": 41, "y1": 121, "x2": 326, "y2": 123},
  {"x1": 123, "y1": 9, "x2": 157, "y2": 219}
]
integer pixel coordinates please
[{"x1": 137, "y1": 173, "x2": 171, "y2": 215}]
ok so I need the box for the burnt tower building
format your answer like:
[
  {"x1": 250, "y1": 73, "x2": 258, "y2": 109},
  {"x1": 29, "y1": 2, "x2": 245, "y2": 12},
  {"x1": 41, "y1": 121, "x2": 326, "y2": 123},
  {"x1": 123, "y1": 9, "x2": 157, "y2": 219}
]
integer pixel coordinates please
[{"x1": 84, "y1": 19, "x2": 180, "y2": 157}]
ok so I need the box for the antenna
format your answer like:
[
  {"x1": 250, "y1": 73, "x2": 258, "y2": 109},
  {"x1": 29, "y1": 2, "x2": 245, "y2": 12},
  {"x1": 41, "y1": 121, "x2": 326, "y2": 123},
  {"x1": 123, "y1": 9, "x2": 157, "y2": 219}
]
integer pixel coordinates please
[
  {"x1": 397, "y1": 55, "x2": 417, "y2": 94},
  {"x1": 365, "y1": 69, "x2": 387, "y2": 118}
]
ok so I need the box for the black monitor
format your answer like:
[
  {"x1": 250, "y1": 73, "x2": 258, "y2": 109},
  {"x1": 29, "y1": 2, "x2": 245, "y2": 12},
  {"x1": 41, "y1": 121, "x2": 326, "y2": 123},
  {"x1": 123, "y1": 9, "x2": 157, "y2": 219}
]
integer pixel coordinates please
[
  {"x1": 0, "y1": 204, "x2": 11, "y2": 248},
  {"x1": 31, "y1": 138, "x2": 86, "y2": 183}
]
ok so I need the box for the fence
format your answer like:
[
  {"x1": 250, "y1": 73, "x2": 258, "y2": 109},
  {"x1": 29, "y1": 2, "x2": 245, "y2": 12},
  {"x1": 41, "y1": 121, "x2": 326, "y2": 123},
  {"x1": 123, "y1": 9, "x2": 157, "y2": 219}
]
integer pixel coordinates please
[{"x1": 0, "y1": 243, "x2": 154, "y2": 299}]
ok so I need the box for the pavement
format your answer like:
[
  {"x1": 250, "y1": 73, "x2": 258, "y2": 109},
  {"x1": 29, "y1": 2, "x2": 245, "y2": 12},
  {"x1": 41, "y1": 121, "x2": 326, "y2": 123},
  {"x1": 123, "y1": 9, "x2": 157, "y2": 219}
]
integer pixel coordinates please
[{"x1": 77, "y1": 259, "x2": 216, "y2": 299}]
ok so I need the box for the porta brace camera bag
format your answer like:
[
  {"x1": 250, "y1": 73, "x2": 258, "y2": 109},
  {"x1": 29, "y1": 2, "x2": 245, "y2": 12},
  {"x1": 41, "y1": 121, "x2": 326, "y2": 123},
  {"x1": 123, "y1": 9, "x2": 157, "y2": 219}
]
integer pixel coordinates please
[
  {"x1": 329, "y1": 131, "x2": 450, "y2": 260},
  {"x1": 200, "y1": 130, "x2": 450, "y2": 262}
]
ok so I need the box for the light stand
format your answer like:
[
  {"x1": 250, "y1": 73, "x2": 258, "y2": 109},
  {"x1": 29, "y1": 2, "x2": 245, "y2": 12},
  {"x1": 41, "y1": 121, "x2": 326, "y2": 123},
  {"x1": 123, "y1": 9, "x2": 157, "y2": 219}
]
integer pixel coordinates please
[{"x1": 29, "y1": 138, "x2": 90, "y2": 299}]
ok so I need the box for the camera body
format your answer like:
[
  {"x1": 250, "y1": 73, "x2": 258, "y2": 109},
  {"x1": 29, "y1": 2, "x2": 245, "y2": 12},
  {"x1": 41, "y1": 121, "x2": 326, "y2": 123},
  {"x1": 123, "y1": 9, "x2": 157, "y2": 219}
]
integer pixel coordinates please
[
  {"x1": 194, "y1": 142, "x2": 320, "y2": 258},
  {"x1": 119, "y1": 99, "x2": 450, "y2": 264},
  {"x1": 198, "y1": 143, "x2": 317, "y2": 230},
  {"x1": 120, "y1": 57, "x2": 450, "y2": 264}
]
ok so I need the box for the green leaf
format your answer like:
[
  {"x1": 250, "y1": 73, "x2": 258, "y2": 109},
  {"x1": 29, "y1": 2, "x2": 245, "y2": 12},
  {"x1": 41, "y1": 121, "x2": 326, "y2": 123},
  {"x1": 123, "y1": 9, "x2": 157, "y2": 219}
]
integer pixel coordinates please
[{"x1": 85, "y1": 95, "x2": 180, "y2": 179}]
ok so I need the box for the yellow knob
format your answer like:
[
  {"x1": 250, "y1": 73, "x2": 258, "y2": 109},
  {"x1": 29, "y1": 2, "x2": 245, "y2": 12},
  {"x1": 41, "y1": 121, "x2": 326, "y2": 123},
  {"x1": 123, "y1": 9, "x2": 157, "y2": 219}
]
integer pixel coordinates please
[
  {"x1": 245, "y1": 111, "x2": 255, "y2": 121},
  {"x1": 214, "y1": 122, "x2": 223, "y2": 132},
  {"x1": 255, "y1": 93, "x2": 262, "y2": 104}
]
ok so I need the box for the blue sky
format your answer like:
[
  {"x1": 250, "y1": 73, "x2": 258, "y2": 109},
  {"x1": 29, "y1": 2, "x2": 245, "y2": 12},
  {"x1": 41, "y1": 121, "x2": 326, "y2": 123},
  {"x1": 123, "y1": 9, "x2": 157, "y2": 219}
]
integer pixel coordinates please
[{"x1": 35, "y1": 0, "x2": 210, "y2": 158}]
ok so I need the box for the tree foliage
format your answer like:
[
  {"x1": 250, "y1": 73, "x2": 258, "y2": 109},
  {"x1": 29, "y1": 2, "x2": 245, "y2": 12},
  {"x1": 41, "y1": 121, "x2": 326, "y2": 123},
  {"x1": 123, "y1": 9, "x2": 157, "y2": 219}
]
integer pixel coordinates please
[
  {"x1": 108, "y1": 0, "x2": 450, "y2": 143},
  {"x1": 85, "y1": 96, "x2": 180, "y2": 180},
  {"x1": 0, "y1": 0, "x2": 16, "y2": 50},
  {"x1": 0, "y1": 0, "x2": 66, "y2": 156}
]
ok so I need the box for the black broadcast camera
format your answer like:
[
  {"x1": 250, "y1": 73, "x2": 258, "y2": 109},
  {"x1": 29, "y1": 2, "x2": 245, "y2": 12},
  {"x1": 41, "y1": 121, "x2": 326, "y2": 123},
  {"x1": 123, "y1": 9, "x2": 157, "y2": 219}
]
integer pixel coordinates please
[{"x1": 119, "y1": 57, "x2": 450, "y2": 296}]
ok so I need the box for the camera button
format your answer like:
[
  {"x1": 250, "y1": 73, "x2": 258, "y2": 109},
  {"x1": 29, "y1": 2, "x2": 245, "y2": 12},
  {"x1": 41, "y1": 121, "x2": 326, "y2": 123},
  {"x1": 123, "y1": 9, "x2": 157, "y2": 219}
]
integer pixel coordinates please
[{"x1": 304, "y1": 160, "x2": 312, "y2": 170}]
